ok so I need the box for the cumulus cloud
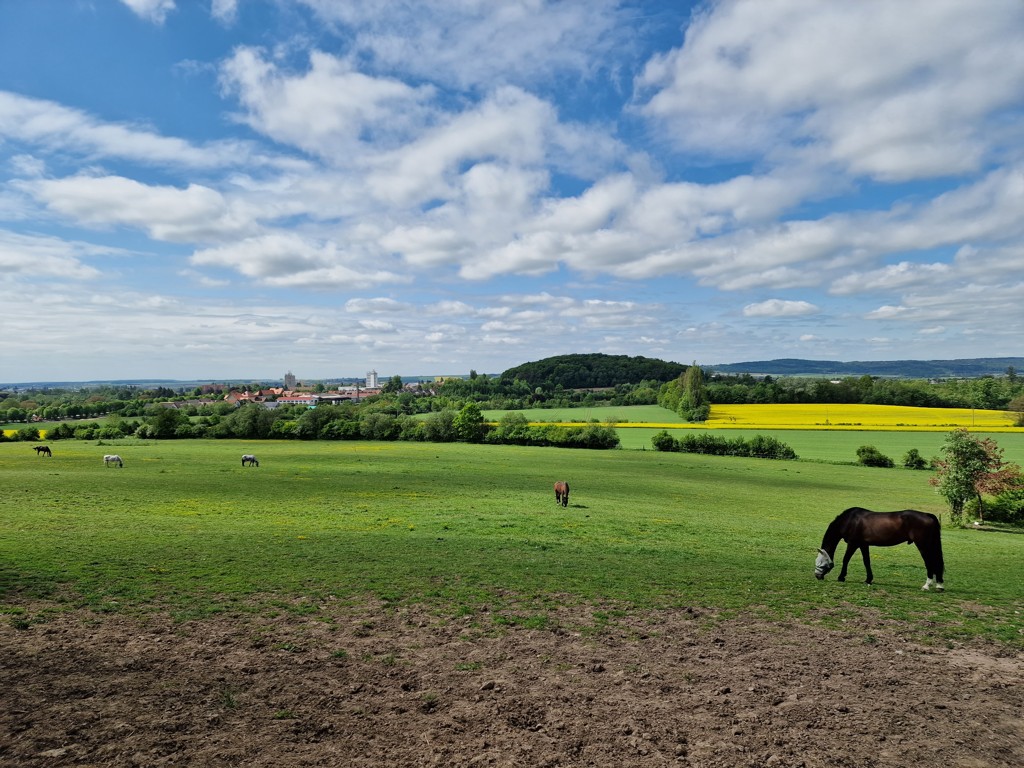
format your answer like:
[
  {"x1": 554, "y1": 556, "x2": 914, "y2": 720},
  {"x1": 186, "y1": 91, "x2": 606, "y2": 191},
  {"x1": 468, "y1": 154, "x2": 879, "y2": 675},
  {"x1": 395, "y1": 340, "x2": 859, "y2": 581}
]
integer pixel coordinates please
[
  {"x1": 0, "y1": 229, "x2": 105, "y2": 281},
  {"x1": 191, "y1": 234, "x2": 409, "y2": 289},
  {"x1": 0, "y1": 91, "x2": 280, "y2": 170},
  {"x1": 211, "y1": 0, "x2": 238, "y2": 24},
  {"x1": 219, "y1": 47, "x2": 436, "y2": 162},
  {"x1": 296, "y1": 0, "x2": 626, "y2": 90},
  {"x1": 21, "y1": 175, "x2": 254, "y2": 242},
  {"x1": 830, "y1": 261, "x2": 951, "y2": 295},
  {"x1": 119, "y1": 0, "x2": 175, "y2": 25},
  {"x1": 637, "y1": 0, "x2": 1024, "y2": 180},
  {"x1": 743, "y1": 299, "x2": 819, "y2": 318},
  {"x1": 8, "y1": 1, "x2": 1024, "y2": 377}
]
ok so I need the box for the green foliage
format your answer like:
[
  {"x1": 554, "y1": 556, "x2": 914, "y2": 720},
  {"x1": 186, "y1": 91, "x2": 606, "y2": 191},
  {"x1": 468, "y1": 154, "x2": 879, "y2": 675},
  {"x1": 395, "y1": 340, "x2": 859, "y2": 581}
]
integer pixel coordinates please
[
  {"x1": 1009, "y1": 394, "x2": 1024, "y2": 426},
  {"x1": 15, "y1": 426, "x2": 40, "y2": 441},
  {"x1": 679, "y1": 363, "x2": 710, "y2": 423},
  {"x1": 501, "y1": 353, "x2": 685, "y2": 389},
  {"x1": 453, "y1": 402, "x2": 487, "y2": 442},
  {"x1": 931, "y1": 429, "x2": 1024, "y2": 524},
  {"x1": 651, "y1": 431, "x2": 797, "y2": 460},
  {"x1": 143, "y1": 405, "x2": 191, "y2": 439},
  {"x1": 978, "y1": 488, "x2": 1024, "y2": 525},
  {"x1": 484, "y1": 420, "x2": 619, "y2": 449},
  {"x1": 421, "y1": 409, "x2": 458, "y2": 442},
  {"x1": 902, "y1": 448, "x2": 929, "y2": 470},
  {"x1": 856, "y1": 445, "x2": 894, "y2": 468},
  {"x1": 651, "y1": 430, "x2": 677, "y2": 452}
]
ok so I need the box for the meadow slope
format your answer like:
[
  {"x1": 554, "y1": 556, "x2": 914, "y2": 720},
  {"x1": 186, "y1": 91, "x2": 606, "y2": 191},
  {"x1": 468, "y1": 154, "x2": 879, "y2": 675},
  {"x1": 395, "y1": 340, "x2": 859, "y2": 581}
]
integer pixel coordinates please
[{"x1": 1, "y1": 439, "x2": 1022, "y2": 767}]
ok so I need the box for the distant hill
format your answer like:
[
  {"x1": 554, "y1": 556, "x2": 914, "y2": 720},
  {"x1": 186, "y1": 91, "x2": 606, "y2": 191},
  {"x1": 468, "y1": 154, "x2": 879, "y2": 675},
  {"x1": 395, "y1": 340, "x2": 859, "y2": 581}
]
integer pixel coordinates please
[
  {"x1": 500, "y1": 354, "x2": 1024, "y2": 389},
  {"x1": 501, "y1": 354, "x2": 686, "y2": 388},
  {"x1": 707, "y1": 357, "x2": 1024, "y2": 378}
]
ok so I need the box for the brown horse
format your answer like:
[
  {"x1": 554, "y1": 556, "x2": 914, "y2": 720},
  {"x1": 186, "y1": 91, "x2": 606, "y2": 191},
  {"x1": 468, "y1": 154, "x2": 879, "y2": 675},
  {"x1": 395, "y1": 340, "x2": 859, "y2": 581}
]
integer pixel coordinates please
[
  {"x1": 814, "y1": 507, "x2": 944, "y2": 590},
  {"x1": 33, "y1": 445, "x2": 52, "y2": 457},
  {"x1": 554, "y1": 481, "x2": 570, "y2": 507}
]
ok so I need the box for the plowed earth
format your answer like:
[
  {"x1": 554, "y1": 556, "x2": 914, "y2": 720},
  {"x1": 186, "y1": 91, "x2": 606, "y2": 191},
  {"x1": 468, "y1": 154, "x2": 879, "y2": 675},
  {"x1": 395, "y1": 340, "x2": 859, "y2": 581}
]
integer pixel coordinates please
[{"x1": 2, "y1": 602, "x2": 1022, "y2": 767}]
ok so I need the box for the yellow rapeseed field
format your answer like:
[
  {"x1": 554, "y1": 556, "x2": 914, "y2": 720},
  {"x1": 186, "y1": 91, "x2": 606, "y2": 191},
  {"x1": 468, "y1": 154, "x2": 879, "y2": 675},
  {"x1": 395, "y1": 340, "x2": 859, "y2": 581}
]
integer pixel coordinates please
[
  {"x1": 536, "y1": 403, "x2": 1018, "y2": 432},
  {"x1": 687, "y1": 403, "x2": 1015, "y2": 431}
]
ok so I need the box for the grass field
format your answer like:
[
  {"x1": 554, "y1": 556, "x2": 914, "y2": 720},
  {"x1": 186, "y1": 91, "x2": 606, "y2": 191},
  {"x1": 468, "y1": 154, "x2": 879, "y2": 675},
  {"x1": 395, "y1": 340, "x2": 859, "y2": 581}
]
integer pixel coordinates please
[
  {"x1": 1, "y1": 439, "x2": 1021, "y2": 647},
  {"x1": 479, "y1": 403, "x2": 1024, "y2": 462}
]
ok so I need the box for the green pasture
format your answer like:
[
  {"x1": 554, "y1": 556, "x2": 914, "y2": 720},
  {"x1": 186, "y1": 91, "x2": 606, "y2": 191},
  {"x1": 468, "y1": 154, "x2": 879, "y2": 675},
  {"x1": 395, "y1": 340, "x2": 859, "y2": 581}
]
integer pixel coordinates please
[
  {"x1": 1, "y1": 439, "x2": 1021, "y2": 645},
  {"x1": 615, "y1": 426, "x2": 1024, "y2": 463},
  {"x1": 481, "y1": 404, "x2": 685, "y2": 424},
  {"x1": 478, "y1": 405, "x2": 1024, "y2": 462}
]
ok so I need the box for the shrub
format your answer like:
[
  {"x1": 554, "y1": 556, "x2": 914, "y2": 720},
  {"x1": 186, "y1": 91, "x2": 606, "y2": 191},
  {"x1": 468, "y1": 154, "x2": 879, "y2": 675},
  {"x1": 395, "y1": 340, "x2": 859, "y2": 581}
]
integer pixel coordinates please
[
  {"x1": 856, "y1": 445, "x2": 894, "y2": 468},
  {"x1": 902, "y1": 448, "x2": 928, "y2": 470},
  {"x1": 980, "y1": 488, "x2": 1024, "y2": 525},
  {"x1": 16, "y1": 426, "x2": 40, "y2": 442},
  {"x1": 652, "y1": 431, "x2": 796, "y2": 460},
  {"x1": 651, "y1": 430, "x2": 678, "y2": 452}
]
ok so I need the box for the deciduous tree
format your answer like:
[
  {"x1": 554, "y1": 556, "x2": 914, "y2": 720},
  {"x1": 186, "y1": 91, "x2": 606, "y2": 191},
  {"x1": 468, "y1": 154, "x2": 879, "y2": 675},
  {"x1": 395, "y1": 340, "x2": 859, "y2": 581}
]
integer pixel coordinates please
[{"x1": 931, "y1": 429, "x2": 1023, "y2": 523}]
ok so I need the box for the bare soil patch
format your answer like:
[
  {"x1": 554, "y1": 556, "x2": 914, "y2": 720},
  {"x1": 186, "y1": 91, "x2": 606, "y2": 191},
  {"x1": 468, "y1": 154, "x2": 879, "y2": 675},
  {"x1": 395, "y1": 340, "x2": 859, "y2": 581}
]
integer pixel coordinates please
[{"x1": 2, "y1": 601, "x2": 1022, "y2": 767}]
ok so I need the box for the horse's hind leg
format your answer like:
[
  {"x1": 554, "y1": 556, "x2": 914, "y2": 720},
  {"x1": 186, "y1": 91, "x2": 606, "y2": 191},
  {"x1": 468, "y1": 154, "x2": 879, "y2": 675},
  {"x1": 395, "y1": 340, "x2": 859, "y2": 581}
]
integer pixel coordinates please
[
  {"x1": 916, "y1": 542, "x2": 944, "y2": 591},
  {"x1": 860, "y1": 546, "x2": 873, "y2": 585}
]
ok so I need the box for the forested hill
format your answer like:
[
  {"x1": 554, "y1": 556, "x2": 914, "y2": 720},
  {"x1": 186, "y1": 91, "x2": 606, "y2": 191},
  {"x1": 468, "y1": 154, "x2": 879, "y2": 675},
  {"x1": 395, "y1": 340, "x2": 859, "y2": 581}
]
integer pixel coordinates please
[
  {"x1": 501, "y1": 354, "x2": 686, "y2": 388},
  {"x1": 708, "y1": 357, "x2": 1024, "y2": 378},
  {"x1": 500, "y1": 354, "x2": 1023, "y2": 390}
]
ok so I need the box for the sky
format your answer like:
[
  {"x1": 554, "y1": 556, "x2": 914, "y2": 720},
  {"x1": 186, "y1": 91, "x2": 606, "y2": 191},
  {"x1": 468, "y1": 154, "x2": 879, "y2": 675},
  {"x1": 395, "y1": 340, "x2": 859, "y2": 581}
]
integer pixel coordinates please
[{"x1": 2, "y1": 0, "x2": 1024, "y2": 383}]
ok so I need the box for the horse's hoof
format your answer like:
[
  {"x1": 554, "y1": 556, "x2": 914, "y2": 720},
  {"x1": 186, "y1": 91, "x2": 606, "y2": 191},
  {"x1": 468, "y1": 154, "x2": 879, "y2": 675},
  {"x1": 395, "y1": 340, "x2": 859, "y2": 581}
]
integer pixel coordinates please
[
  {"x1": 921, "y1": 585, "x2": 930, "y2": 591},
  {"x1": 837, "y1": 576, "x2": 845, "y2": 582}
]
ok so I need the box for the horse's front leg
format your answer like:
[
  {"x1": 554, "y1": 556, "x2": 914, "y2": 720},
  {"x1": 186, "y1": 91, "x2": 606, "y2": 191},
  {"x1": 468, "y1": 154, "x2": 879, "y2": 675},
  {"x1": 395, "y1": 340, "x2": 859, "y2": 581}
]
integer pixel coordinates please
[
  {"x1": 837, "y1": 543, "x2": 857, "y2": 582},
  {"x1": 860, "y1": 546, "x2": 873, "y2": 584}
]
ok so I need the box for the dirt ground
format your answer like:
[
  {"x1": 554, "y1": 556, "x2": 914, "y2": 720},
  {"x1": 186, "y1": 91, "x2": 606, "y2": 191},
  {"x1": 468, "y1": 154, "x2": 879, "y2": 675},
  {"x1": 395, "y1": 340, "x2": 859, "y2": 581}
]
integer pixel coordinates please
[{"x1": 1, "y1": 600, "x2": 1022, "y2": 768}]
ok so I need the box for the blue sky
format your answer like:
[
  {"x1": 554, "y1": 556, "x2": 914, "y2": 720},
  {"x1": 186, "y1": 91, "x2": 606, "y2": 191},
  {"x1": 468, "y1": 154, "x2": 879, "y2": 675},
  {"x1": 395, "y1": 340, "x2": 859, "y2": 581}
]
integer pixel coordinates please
[{"x1": 2, "y1": 0, "x2": 1023, "y2": 382}]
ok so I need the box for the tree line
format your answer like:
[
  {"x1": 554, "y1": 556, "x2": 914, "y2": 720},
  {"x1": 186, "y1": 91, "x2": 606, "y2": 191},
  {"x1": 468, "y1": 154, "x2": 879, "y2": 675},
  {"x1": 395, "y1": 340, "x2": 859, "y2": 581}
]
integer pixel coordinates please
[
  {"x1": 2, "y1": 398, "x2": 619, "y2": 450},
  {"x1": 4, "y1": 356, "x2": 1024, "y2": 426}
]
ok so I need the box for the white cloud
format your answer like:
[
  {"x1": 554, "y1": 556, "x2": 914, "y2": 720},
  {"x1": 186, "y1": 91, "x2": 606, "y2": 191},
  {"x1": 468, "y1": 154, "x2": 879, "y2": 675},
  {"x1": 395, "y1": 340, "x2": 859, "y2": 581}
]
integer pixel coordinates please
[
  {"x1": 0, "y1": 91, "x2": 281, "y2": 171},
  {"x1": 219, "y1": 47, "x2": 436, "y2": 162},
  {"x1": 119, "y1": 0, "x2": 176, "y2": 25},
  {"x1": 743, "y1": 299, "x2": 819, "y2": 318},
  {"x1": 211, "y1": 0, "x2": 238, "y2": 24},
  {"x1": 191, "y1": 234, "x2": 409, "y2": 289},
  {"x1": 366, "y1": 86, "x2": 553, "y2": 206},
  {"x1": 865, "y1": 305, "x2": 908, "y2": 320},
  {"x1": 296, "y1": 0, "x2": 626, "y2": 90},
  {"x1": 0, "y1": 229, "x2": 105, "y2": 281},
  {"x1": 345, "y1": 297, "x2": 411, "y2": 314},
  {"x1": 830, "y1": 261, "x2": 951, "y2": 295},
  {"x1": 22, "y1": 175, "x2": 253, "y2": 242},
  {"x1": 637, "y1": 0, "x2": 1024, "y2": 180}
]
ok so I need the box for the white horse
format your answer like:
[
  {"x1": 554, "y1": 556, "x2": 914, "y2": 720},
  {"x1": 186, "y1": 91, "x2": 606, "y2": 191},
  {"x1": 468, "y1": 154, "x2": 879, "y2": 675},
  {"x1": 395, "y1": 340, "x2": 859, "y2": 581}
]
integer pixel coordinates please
[
  {"x1": 241, "y1": 454, "x2": 259, "y2": 467},
  {"x1": 103, "y1": 454, "x2": 123, "y2": 468}
]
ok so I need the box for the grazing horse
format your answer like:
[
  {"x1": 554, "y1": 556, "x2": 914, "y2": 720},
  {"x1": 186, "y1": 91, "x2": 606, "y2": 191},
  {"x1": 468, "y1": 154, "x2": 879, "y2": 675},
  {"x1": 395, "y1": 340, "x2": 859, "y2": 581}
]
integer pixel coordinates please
[
  {"x1": 241, "y1": 454, "x2": 259, "y2": 467},
  {"x1": 554, "y1": 481, "x2": 570, "y2": 507},
  {"x1": 814, "y1": 507, "x2": 944, "y2": 590},
  {"x1": 103, "y1": 454, "x2": 123, "y2": 468},
  {"x1": 33, "y1": 445, "x2": 52, "y2": 457}
]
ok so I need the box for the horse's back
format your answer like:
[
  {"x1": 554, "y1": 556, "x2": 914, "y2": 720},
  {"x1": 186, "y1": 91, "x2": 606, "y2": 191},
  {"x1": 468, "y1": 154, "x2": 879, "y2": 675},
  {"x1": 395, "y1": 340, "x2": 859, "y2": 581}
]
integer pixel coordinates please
[{"x1": 840, "y1": 507, "x2": 939, "y2": 545}]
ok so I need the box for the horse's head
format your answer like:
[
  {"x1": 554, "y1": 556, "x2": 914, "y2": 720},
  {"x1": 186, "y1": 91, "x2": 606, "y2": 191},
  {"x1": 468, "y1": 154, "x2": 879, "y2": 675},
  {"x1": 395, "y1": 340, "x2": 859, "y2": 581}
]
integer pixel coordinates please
[{"x1": 814, "y1": 548, "x2": 834, "y2": 580}]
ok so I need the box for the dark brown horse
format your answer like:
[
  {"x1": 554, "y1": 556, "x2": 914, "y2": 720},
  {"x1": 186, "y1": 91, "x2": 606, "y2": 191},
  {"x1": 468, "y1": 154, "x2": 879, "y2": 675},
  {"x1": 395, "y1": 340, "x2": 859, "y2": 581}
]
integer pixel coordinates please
[
  {"x1": 814, "y1": 507, "x2": 944, "y2": 590},
  {"x1": 554, "y1": 481, "x2": 570, "y2": 507},
  {"x1": 33, "y1": 445, "x2": 52, "y2": 457}
]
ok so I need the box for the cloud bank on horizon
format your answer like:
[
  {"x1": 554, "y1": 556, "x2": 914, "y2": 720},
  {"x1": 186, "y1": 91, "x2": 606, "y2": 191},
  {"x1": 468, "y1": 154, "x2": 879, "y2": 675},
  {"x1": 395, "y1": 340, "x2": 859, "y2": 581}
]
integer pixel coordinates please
[{"x1": 1, "y1": 0, "x2": 1022, "y2": 381}]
